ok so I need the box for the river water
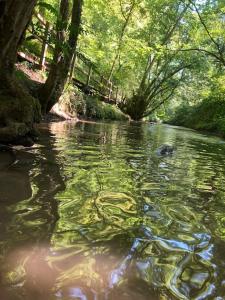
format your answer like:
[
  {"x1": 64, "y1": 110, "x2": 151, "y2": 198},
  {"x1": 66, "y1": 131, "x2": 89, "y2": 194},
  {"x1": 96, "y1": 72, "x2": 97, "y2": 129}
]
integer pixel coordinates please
[{"x1": 0, "y1": 121, "x2": 225, "y2": 300}]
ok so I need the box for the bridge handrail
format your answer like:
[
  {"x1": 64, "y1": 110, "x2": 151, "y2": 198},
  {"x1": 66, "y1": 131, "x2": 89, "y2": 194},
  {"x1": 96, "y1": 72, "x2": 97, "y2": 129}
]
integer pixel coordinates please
[{"x1": 24, "y1": 12, "x2": 122, "y2": 103}]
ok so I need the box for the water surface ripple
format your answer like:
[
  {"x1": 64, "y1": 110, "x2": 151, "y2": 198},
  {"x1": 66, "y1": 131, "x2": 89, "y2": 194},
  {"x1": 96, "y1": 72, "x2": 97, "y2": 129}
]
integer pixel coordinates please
[{"x1": 0, "y1": 122, "x2": 225, "y2": 300}]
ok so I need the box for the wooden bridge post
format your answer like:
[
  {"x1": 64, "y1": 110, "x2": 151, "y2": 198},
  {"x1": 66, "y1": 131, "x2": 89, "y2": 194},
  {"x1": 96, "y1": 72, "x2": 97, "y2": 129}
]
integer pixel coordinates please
[
  {"x1": 99, "y1": 75, "x2": 104, "y2": 93},
  {"x1": 86, "y1": 64, "x2": 92, "y2": 86},
  {"x1": 39, "y1": 21, "x2": 50, "y2": 70},
  {"x1": 69, "y1": 52, "x2": 77, "y2": 80},
  {"x1": 108, "y1": 81, "x2": 113, "y2": 101},
  {"x1": 100, "y1": 75, "x2": 103, "y2": 86},
  {"x1": 121, "y1": 91, "x2": 124, "y2": 103},
  {"x1": 115, "y1": 87, "x2": 119, "y2": 103}
]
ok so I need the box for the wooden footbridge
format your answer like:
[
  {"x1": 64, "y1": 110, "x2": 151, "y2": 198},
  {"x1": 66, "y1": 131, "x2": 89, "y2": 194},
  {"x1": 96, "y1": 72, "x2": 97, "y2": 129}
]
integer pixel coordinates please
[{"x1": 18, "y1": 12, "x2": 124, "y2": 105}]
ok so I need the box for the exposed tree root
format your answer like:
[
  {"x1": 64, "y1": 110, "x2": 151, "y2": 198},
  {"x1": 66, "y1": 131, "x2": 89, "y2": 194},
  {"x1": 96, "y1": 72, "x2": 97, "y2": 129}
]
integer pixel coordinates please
[{"x1": 50, "y1": 103, "x2": 78, "y2": 121}]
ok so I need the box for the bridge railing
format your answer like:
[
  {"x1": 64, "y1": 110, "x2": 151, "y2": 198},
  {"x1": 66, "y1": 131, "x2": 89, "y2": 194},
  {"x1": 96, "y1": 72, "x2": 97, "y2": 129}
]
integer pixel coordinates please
[{"x1": 19, "y1": 12, "x2": 123, "y2": 104}]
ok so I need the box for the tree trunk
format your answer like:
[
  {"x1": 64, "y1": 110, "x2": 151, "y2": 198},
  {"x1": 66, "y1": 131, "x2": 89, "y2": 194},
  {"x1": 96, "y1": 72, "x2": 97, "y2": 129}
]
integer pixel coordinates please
[
  {"x1": 0, "y1": 0, "x2": 41, "y2": 145},
  {"x1": 0, "y1": 0, "x2": 36, "y2": 74},
  {"x1": 39, "y1": 0, "x2": 83, "y2": 114}
]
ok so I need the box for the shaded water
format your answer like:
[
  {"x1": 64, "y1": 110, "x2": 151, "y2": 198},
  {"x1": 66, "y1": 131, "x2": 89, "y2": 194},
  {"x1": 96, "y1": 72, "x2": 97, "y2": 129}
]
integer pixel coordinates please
[{"x1": 0, "y1": 122, "x2": 225, "y2": 300}]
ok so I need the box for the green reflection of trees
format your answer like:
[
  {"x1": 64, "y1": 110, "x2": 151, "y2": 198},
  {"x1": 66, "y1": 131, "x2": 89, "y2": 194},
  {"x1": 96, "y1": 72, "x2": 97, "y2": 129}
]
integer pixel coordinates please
[
  {"x1": 2, "y1": 122, "x2": 224, "y2": 299},
  {"x1": 47, "y1": 122, "x2": 225, "y2": 299}
]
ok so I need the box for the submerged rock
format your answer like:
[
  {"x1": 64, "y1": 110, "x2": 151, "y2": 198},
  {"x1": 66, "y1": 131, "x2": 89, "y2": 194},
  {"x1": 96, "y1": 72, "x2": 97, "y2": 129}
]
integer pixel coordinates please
[
  {"x1": 156, "y1": 144, "x2": 175, "y2": 156},
  {"x1": 0, "y1": 144, "x2": 12, "y2": 151},
  {"x1": 0, "y1": 144, "x2": 16, "y2": 170}
]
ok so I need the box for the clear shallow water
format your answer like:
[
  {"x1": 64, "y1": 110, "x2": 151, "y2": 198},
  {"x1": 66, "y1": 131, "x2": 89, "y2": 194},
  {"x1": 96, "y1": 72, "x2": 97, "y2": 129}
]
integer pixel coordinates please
[{"x1": 0, "y1": 122, "x2": 225, "y2": 300}]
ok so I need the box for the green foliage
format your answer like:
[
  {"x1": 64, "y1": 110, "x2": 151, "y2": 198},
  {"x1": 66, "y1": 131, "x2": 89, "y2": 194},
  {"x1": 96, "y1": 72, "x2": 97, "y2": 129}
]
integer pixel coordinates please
[
  {"x1": 37, "y1": 1, "x2": 58, "y2": 16},
  {"x1": 79, "y1": 0, "x2": 225, "y2": 121},
  {"x1": 19, "y1": 0, "x2": 225, "y2": 125},
  {"x1": 22, "y1": 40, "x2": 42, "y2": 58},
  {"x1": 169, "y1": 94, "x2": 225, "y2": 135}
]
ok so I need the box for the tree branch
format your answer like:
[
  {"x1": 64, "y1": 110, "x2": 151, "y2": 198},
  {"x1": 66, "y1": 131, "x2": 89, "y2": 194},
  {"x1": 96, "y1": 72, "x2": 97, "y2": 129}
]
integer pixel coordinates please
[
  {"x1": 188, "y1": 0, "x2": 221, "y2": 50},
  {"x1": 173, "y1": 47, "x2": 224, "y2": 65}
]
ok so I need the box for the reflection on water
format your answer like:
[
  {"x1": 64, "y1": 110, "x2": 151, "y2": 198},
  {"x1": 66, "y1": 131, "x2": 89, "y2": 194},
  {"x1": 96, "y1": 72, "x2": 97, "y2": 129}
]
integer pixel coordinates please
[{"x1": 1, "y1": 122, "x2": 225, "y2": 299}]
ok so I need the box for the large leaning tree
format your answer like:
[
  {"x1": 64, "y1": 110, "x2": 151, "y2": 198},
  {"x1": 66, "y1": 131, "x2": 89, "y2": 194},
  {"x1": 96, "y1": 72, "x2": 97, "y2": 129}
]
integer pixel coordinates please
[
  {"x1": 120, "y1": 0, "x2": 191, "y2": 121},
  {"x1": 123, "y1": 52, "x2": 191, "y2": 120},
  {"x1": 0, "y1": 0, "x2": 41, "y2": 145}
]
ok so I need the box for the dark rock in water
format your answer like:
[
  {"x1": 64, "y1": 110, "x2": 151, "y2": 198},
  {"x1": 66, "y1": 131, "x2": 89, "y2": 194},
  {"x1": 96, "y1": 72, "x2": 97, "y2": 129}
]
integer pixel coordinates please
[
  {"x1": 156, "y1": 144, "x2": 175, "y2": 156},
  {"x1": 0, "y1": 144, "x2": 16, "y2": 170},
  {"x1": 28, "y1": 127, "x2": 40, "y2": 142},
  {"x1": 0, "y1": 144, "x2": 12, "y2": 151},
  {"x1": 7, "y1": 136, "x2": 35, "y2": 147},
  {"x1": 14, "y1": 136, "x2": 34, "y2": 147}
]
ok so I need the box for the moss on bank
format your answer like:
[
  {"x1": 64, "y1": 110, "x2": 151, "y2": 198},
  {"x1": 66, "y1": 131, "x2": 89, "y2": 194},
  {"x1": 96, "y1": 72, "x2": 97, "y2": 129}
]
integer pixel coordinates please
[
  {"x1": 0, "y1": 74, "x2": 41, "y2": 145},
  {"x1": 59, "y1": 85, "x2": 129, "y2": 121},
  {"x1": 84, "y1": 96, "x2": 128, "y2": 121}
]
